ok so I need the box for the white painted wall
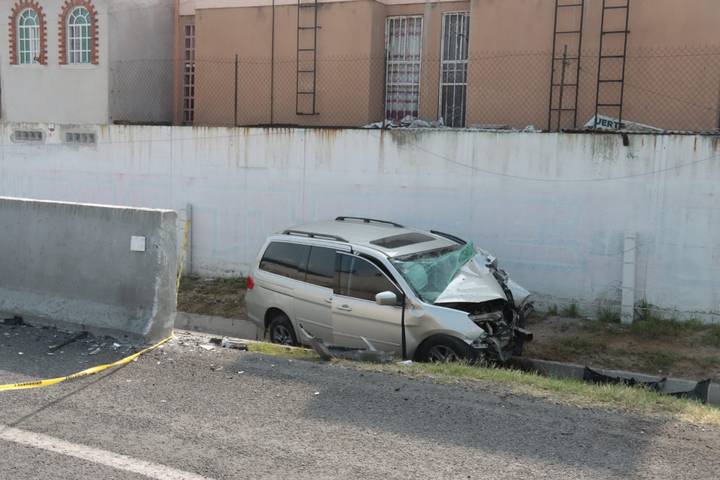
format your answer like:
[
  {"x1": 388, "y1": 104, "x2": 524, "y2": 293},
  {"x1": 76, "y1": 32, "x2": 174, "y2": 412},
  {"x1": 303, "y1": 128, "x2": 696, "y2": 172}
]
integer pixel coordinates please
[{"x1": 0, "y1": 124, "x2": 718, "y2": 321}]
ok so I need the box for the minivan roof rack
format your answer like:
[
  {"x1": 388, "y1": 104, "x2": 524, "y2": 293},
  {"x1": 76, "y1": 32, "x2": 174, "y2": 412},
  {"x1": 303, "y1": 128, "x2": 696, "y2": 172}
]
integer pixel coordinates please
[
  {"x1": 283, "y1": 229, "x2": 348, "y2": 243},
  {"x1": 335, "y1": 216, "x2": 404, "y2": 228},
  {"x1": 430, "y1": 230, "x2": 467, "y2": 245}
]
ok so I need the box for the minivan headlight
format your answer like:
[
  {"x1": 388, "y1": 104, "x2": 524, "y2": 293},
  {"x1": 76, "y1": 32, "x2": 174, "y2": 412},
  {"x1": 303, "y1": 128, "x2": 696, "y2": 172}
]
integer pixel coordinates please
[{"x1": 469, "y1": 311, "x2": 504, "y2": 324}]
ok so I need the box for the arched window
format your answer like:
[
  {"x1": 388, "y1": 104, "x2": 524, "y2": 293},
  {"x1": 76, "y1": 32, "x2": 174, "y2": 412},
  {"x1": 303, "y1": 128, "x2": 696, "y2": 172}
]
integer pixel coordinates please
[
  {"x1": 17, "y1": 9, "x2": 40, "y2": 64},
  {"x1": 67, "y1": 7, "x2": 91, "y2": 64},
  {"x1": 58, "y1": 0, "x2": 98, "y2": 65},
  {"x1": 9, "y1": 1, "x2": 47, "y2": 65}
]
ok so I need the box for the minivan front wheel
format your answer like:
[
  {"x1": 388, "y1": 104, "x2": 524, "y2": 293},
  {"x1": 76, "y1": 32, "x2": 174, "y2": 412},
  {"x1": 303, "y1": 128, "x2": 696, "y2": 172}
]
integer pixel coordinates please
[
  {"x1": 416, "y1": 335, "x2": 476, "y2": 363},
  {"x1": 267, "y1": 314, "x2": 299, "y2": 346}
]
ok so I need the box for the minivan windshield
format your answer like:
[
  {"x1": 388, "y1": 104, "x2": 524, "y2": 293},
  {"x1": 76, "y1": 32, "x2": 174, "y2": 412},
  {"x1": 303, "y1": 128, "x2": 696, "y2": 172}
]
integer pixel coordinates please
[{"x1": 390, "y1": 242, "x2": 475, "y2": 303}]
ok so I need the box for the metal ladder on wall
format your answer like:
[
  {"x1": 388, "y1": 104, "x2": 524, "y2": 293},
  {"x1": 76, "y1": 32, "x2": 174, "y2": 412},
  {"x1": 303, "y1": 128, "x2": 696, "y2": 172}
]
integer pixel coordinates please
[
  {"x1": 593, "y1": 0, "x2": 631, "y2": 129},
  {"x1": 296, "y1": 0, "x2": 319, "y2": 115},
  {"x1": 547, "y1": 0, "x2": 585, "y2": 132}
]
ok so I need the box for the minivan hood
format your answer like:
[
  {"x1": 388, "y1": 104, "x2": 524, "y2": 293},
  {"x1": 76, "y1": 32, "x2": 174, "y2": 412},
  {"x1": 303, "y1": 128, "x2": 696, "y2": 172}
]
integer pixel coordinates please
[{"x1": 434, "y1": 256, "x2": 507, "y2": 305}]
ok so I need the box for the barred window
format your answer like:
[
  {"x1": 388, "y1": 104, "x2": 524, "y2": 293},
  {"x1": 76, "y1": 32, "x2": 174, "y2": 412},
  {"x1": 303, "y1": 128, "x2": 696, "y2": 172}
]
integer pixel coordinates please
[
  {"x1": 17, "y1": 9, "x2": 40, "y2": 64},
  {"x1": 385, "y1": 16, "x2": 423, "y2": 122},
  {"x1": 67, "y1": 6, "x2": 91, "y2": 64}
]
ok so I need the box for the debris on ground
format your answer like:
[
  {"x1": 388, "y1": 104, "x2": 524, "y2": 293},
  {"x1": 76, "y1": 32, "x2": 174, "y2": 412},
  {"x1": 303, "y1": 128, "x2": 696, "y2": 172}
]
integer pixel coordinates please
[
  {"x1": 49, "y1": 331, "x2": 89, "y2": 352},
  {"x1": 299, "y1": 324, "x2": 394, "y2": 363},
  {"x1": 583, "y1": 366, "x2": 712, "y2": 404},
  {"x1": 1, "y1": 315, "x2": 24, "y2": 326}
]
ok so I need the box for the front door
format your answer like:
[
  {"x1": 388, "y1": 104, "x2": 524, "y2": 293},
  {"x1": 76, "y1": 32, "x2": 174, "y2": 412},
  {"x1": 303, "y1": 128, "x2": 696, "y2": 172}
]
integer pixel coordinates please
[
  {"x1": 293, "y1": 246, "x2": 336, "y2": 343},
  {"x1": 332, "y1": 253, "x2": 404, "y2": 353}
]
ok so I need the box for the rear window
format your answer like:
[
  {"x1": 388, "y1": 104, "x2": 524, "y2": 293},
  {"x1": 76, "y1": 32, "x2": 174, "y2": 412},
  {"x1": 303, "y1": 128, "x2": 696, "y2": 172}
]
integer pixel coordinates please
[
  {"x1": 305, "y1": 247, "x2": 336, "y2": 289},
  {"x1": 370, "y1": 232, "x2": 435, "y2": 249},
  {"x1": 259, "y1": 242, "x2": 310, "y2": 280}
]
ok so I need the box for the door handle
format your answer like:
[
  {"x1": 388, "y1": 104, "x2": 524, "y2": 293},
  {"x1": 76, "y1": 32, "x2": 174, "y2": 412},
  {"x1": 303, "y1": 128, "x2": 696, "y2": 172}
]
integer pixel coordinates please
[
  {"x1": 337, "y1": 304, "x2": 352, "y2": 312},
  {"x1": 324, "y1": 297, "x2": 333, "y2": 304}
]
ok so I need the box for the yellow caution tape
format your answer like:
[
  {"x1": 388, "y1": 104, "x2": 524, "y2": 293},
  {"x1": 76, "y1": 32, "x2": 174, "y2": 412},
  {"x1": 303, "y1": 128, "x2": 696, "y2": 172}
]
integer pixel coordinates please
[{"x1": 0, "y1": 335, "x2": 173, "y2": 392}]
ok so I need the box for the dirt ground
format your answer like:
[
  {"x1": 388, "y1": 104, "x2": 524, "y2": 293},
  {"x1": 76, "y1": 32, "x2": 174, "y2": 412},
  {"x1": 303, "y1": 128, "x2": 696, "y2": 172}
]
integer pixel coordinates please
[
  {"x1": 176, "y1": 277, "x2": 720, "y2": 382},
  {"x1": 525, "y1": 315, "x2": 720, "y2": 382},
  {"x1": 177, "y1": 276, "x2": 246, "y2": 319}
]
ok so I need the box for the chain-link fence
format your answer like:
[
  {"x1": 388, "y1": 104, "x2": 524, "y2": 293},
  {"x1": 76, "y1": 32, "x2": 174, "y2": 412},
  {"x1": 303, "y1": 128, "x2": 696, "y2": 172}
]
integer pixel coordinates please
[{"x1": 110, "y1": 45, "x2": 720, "y2": 132}]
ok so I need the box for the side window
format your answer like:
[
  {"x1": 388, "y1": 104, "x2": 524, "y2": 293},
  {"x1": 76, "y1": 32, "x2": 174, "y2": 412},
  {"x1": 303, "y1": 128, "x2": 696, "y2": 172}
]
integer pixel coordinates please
[
  {"x1": 259, "y1": 242, "x2": 310, "y2": 280},
  {"x1": 337, "y1": 254, "x2": 399, "y2": 301},
  {"x1": 305, "y1": 247, "x2": 336, "y2": 289}
]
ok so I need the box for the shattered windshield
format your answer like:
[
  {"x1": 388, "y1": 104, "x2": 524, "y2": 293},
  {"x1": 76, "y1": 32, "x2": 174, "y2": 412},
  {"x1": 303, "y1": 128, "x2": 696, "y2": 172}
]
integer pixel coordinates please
[{"x1": 390, "y1": 242, "x2": 476, "y2": 303}]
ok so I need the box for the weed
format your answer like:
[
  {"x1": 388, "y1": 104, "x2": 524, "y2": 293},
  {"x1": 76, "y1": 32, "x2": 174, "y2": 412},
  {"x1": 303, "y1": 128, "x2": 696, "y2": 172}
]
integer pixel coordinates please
[
  {"x1": 597, "y1": 307, "x2": 620, "y2": 324},
  {"x1": 702, "y1": 325, "x2": 720, "y2": 348},
  {"x1": 561, "y1": 302, "x2": 580, "y2": 318},
  {"x1": 546, "y1": 304, "x2": 558, "y2": 316},
  {"x1": 636, "y1": 350, "x2": 681, "y2": 372}
]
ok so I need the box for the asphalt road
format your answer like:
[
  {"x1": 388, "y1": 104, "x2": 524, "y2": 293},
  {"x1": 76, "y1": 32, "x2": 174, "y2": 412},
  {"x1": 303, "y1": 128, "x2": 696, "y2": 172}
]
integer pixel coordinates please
[{"x1": 1, "y1": 325, "x2": 718, "y2": 479}]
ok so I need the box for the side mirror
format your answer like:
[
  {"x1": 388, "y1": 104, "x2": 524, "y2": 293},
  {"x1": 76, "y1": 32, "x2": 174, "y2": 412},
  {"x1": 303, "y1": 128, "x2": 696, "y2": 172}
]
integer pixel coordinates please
[{"x1": 375, "y1": 291, "x2": 398, "y2": 306}]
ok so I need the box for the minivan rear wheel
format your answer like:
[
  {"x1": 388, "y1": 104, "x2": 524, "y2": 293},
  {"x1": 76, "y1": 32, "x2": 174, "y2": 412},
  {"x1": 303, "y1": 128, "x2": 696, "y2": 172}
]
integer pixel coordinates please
[
  {"x1": 267, "y1": 314, "x2": 298, "y2": 346},
  {"x1": 416, "y1": 335, "x2": 475, "y2": 363}
]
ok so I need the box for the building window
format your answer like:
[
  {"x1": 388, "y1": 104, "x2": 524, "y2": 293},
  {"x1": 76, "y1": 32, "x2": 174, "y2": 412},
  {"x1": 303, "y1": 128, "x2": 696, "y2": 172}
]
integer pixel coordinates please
[
  {"x1": 18, "y1": 9, "x2": 40, "y2": 64},
  {"x1": 67, "y1": 7, "x2": 91, "y2": 63},
  {"x1": 439, "y1": 12, "x2": 469, "y2": 127},
  {"x1": 183, "y1": 23, "x2": 196, "y2": 125},
  {"x1": 385, "y1": 16, "x2": 423, "y2": 122},
  {"x1": 8, "y1": 1, "x2": 47, "y2": 65},
  {"x1": 58, "y1": 0, "x2": 98, "y2": 65}
]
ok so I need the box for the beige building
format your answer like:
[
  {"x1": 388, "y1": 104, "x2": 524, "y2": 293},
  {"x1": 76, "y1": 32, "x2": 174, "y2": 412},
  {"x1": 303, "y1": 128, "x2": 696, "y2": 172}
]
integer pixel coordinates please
[{"x1": 174, "y1": 0, "x2": 720, "y2": 131}]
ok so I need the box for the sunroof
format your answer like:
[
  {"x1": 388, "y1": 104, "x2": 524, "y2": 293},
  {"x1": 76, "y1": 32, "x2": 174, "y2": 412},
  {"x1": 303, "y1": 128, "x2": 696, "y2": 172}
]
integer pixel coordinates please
[{"x1": 370, "y1": 232, "x2": 435, "y2": 249}]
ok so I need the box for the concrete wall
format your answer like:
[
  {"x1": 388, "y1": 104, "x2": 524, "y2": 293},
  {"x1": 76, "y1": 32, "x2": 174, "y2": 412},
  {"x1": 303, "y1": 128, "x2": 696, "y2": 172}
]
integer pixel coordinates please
[
  {"x1": 109, "y1": 0, "x2": 175, "y2": 124},
  {"x1": 0, "y1": 123, "x2": 719, "y2": 322},
  {"x1": 0, "y1": 196, "x2": 177, "y2": 342}
]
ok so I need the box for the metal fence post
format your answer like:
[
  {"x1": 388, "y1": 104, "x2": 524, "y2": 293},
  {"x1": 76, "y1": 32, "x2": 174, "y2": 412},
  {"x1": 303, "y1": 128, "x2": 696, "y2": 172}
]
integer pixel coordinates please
[
  {"x1": 234, "y1": 54, "x2": 239, "y2": 126},
  {"x1": 185, "y1": 203, "x2": 193, "y2": 276}
]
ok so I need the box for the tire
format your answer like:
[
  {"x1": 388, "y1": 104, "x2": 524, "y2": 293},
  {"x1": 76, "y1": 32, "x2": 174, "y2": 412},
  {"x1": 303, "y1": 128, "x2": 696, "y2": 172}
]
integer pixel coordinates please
[
  {"x1": 267, "y1": 313, "x2": 298, "y2": 346},
  {"x1": 415, "y1": 335, "x2": 476, "y2": 363}
]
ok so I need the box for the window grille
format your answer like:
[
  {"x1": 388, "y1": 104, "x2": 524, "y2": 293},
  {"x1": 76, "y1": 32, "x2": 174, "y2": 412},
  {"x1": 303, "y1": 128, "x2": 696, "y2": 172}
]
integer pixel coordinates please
[
  {"x1": 13, "y1": 130, "x2": 43, "y2": 142},
  {"x1": 385, "y1": 16, "x2": 423, "y2": 122},
  {"x1": 183, "y1": 24, "x2": 196, "y2": 125},
  {"x1": 65, "y1": 132, "x2": 96, "y2": 144},
  {"x1": 439, "y1": 12, "x2": 469, "y2": 127},
  {"x1": 67, "y1": 6, "x2": 91, "y2": 64},
  {"x1": 17, "y1": 9, "x2": 40, "y2": 65}
]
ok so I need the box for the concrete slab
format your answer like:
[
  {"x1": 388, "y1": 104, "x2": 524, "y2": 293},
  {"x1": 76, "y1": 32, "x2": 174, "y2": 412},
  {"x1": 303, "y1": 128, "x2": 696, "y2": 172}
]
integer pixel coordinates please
[
  {"x1": 174, "y1": 312, "x2": 260, "y2": 340},
  {"x1": 0, "y1": 197, "x2": 177, "y2": 343}
]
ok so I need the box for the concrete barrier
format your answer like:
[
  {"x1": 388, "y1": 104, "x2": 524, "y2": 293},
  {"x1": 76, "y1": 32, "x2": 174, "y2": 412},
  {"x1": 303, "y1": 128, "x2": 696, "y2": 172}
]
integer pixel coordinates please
[{"x1": 0, "y1": 197, "x2": 177, "y2": 343}]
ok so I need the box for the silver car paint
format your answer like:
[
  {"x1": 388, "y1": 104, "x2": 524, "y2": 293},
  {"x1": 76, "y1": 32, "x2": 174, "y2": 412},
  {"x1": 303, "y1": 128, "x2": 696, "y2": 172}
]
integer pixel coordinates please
[{"x1": 245, "y1": 223, "x2": 528, "y2": 359}]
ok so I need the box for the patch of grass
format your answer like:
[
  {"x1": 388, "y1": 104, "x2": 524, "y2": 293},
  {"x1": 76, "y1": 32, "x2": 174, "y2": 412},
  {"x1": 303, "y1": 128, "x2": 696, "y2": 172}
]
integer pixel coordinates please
[
  {"x1": 353, "y1": 361, "x2": 720, "y2": 426},
  {"x1": 635, "y1": 350, "x2": 681, "y2": 372},
  {"x1": 246, "y1": 340, "x2": 720, "y2": 426},
  {"x1": 246, "y1": 342, "x2": 318, "y2": 361},
  {"x1": 177, "y1": 276, "x2": 247, "y2": 318},
  {"x1": 546, "y1": 304, "x2": 558, "y2": 316},
  {"x1": 552, "y1": 336, "x2": 602, "y2": 358},
  {"x1": 702, "y1": 325, "x2": 720, "y2": 348},
  {"x1": 597, "y1": 307, "x2": 620, "y2": 324},
  {"x1": 561, "y1": 301, "x2": 580, "y2": 318}
]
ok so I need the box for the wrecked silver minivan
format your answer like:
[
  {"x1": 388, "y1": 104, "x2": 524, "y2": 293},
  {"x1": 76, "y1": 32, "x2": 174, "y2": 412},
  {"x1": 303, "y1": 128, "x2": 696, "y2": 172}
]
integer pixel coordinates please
[{"x1": 245, "y1": 217, "x2": 533, "y2": 362}]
